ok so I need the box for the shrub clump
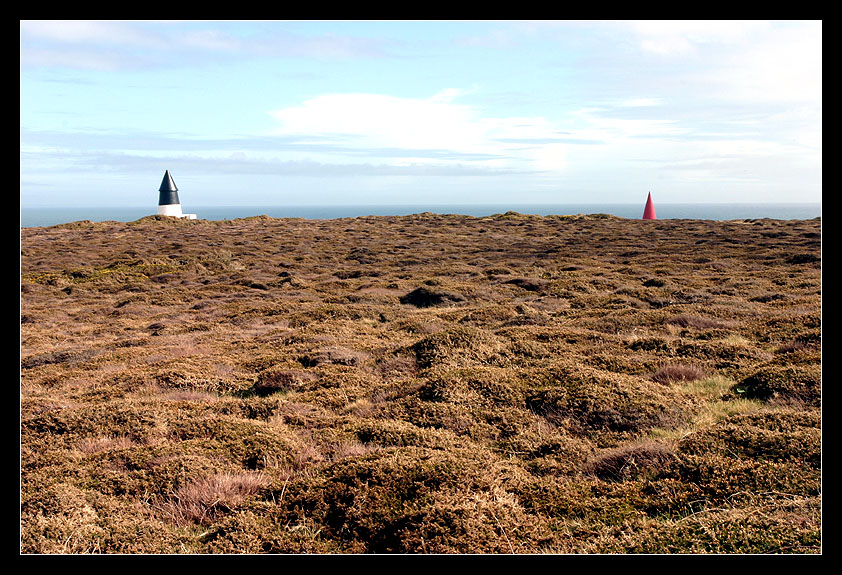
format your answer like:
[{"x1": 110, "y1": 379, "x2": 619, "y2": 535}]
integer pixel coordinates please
[
  {"x1": 734, "y1": 364, "x2": 820, "y2": 405},
  {"x1": 410, "y1": 327, "x2": 502, "y2": 370},
  {"x1": 677, "y1": 411, "x2": 820, "y2": 467},
  {"x1": 283, "y1": 447, "x2": 538, "y2": 553},
  {"x1": 786, "y1": 253, "x2": 820, "y2": 265},
  {"x1": 623, "y1": 501, "x2": 821, "y2": 554},
  {"x1": 351, "y1": 419, "x2": 455, "y2": 450},
  {"x1": 504, "y1": 277, "x2": 549, "y2": 292},
  {"x1": 666, "y1": 314, "x2": 727, "y2": 329},
  {"x1": 20, "y1": 348, "x2": 99, "y2": 370},
  {"x1": 525, "y1": 367, "x2": 692, "y2": 442},
  {"x1": 252, "y1": 369, "x2": 317, "y2": 396},
  {"x1": 628, "y1": 337, "x2": 672, "y2": 353},
  {"x1": 419, "y1": 368, "x2": 524, "y2": 407},
  {"x1": 400, "y1": 286, "x2": 466, "y2": 308},
  {"x1": 651, "y1": 364, "x2": 707, "y2": 385},
  {"x1": 300, "y1": 346, "x2": 369, "y2": 367},
  {"x1": 775, "y1": 340, "x2": 809, "y2": 354},
  {"x1": 585, "y1": 441, "x2": 677, "y2": 482}
]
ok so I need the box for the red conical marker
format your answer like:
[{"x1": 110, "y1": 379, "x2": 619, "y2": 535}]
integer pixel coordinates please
[{"x1": 642, "y1": 191, "x2": 657, "y2": 220}]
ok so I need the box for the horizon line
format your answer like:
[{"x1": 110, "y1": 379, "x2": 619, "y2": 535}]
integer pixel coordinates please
[{"x1": 21, "y1": 201, "x2": 823, "y2": 209}]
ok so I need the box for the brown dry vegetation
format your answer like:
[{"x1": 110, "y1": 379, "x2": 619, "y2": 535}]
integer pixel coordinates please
[{"x1": 20, "y1": 212, "x2": 821, "y2": 554}]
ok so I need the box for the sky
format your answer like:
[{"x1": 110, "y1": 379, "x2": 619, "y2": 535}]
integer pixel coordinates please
[{"x1": 20, "y1": 20, "x2": 822, "y2": 208}]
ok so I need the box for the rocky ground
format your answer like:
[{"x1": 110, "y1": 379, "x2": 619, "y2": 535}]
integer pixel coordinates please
[{"x1": 20, "y1": 212, "x2": 821, "y2": 554}]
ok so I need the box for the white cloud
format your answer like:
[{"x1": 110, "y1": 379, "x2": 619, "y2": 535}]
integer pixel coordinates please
[
  {"x1": 181, "y1": 29, "x2": 243, "y2": 52},
  {"x1": 20, "y1": 20, "x2": 166, "y2": 70},
  {"x1": 265, "y1": 85, "x2": 816, "y2": 185},
  {"x1": 20, "y1": 20, "x2": 154, "y2": 46},
  {"x1": 567, "y1": 107, "x2": 685, "y2": 140},
  {"x1": 615, "y1": 20, "x2": 821, "y2": 106},
  {"x1": 623, "y1": 20, "x2": 772, "y2": 56},
  {"x1": 619, "y1": 98, "x2": 662, "y2": 108},
  {"x1": 267, "y1": 90, "x2": 575, "y2": 173},
  {"x1": 20, "y1": 48, "x2": 126, "y2": 71},
  {"x1": 269, "y1": 91, "x2": 476, "y2": 151},
  {"x1": 20, "y1": 21, "x2": 391, "y2": 70},
  {"x1": 531, "y1": 143, "x2": 568, "y2": 172},
  {"x1": 710, "y1": 23, "x2": 822, "y2": 105}
]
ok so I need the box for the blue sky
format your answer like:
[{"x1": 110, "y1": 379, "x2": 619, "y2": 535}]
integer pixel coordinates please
[{"x1": 20, "y1": 20, "x2": 822, "y2": 208}]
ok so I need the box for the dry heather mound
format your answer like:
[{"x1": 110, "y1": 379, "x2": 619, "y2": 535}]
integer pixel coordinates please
[
  {"x1": 525, "y1": 365, "x2": 695, "y2": 444},
  {"x1": 283, "y1": 446, "x2": 546, "y2": 553},
  {"x1": 410, "y1": 326, "x2": 505, "y2": 370},
  {"x1": 400, "y1": 286, "x2": 467, "y2": 308}
]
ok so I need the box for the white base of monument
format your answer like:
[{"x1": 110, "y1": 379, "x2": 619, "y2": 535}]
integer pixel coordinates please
[{"x1": 157, "y1": 204, "x2": 196, "y2": 219}]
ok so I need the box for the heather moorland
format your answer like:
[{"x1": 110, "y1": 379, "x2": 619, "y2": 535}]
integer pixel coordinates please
[{"x1": 20, "y1": 212, "x2": 821, "y2": 554}]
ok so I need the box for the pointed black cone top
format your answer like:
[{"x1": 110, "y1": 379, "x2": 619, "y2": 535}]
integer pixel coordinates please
[{"x1": 158, "y1": 170, "x2": 180, "y2": 206}]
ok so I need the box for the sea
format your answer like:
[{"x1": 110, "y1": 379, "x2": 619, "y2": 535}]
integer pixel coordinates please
[{"x1": 20, "y1": 203, "x2": 822, "y2": 228}]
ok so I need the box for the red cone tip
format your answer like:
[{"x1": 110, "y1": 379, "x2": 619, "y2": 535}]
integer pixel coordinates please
[{"x1": 642, "y1": 192, "x2": 656, "y2": 220}]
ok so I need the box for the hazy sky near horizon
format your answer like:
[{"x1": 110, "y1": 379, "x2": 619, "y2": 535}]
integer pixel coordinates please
[{"x1": 20, "y1": 20, "x2": 822, "y2": 208}]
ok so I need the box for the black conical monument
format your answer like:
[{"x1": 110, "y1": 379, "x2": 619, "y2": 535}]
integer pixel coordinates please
[
  {"x1": 158, "y1": 170, "x2": 180, "y2": 207},
  {"x1": 155, "y1": 170, "x2": 196, "y2": 219}
]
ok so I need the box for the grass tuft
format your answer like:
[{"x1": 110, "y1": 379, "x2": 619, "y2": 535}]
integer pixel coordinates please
[{"x1": 155, "y1": 471, "x2": 268, "y2": 526}]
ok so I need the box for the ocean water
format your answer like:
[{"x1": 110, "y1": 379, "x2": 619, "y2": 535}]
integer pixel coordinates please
[{"x1": 20, "y1": 203, "x2": 821, "y2": 228}]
